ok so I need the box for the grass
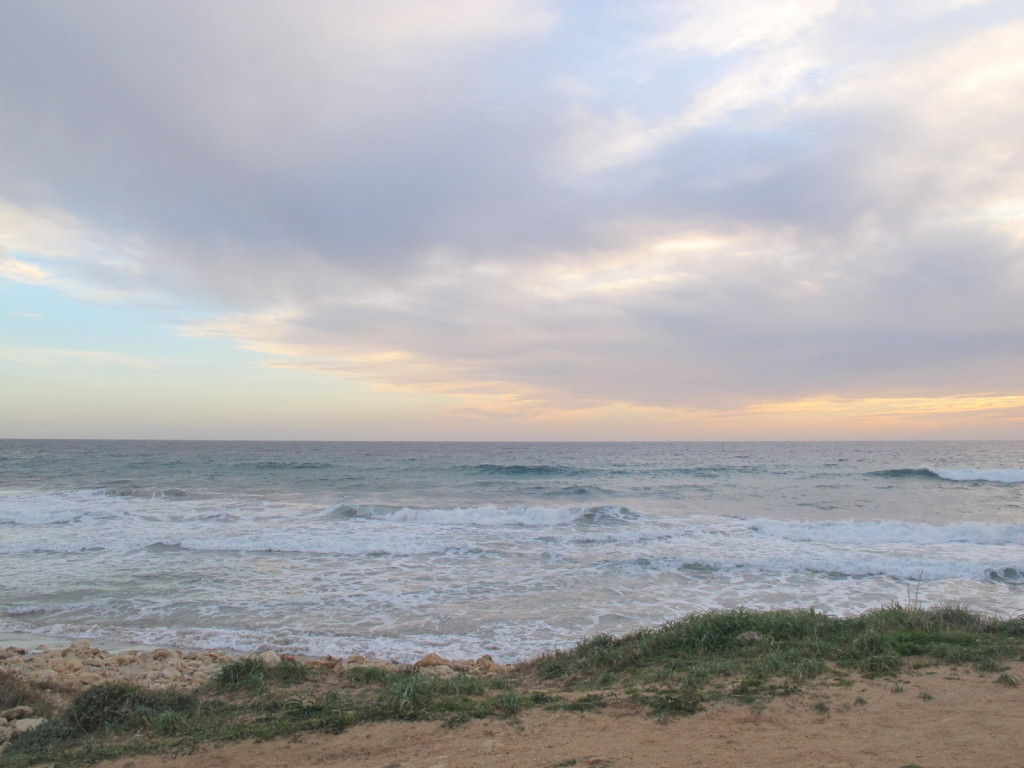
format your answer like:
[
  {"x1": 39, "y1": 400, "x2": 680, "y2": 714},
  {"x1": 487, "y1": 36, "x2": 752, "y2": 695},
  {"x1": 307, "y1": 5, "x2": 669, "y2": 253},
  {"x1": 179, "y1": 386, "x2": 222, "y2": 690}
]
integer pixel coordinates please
[
  {"x1": 4, "y1": 604, "x2": 1023, "y2": 767},
  {"x1": 0, "y1": 669, "x2": 57, "y2": 718}
]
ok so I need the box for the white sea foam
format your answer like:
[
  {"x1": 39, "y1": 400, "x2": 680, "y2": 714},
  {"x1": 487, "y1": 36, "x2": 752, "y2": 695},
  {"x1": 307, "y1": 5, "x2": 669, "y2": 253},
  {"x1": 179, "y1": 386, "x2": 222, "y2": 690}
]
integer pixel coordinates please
[
  {"x1": 931, "y1": 468, "x2": 1024, "y2": 483},
  {"x1": 354, "y1": 504, "x2": 633, "y2": 526},
  {"x1": 174, "y1": 534, "x2": 468, "y2": 556}
]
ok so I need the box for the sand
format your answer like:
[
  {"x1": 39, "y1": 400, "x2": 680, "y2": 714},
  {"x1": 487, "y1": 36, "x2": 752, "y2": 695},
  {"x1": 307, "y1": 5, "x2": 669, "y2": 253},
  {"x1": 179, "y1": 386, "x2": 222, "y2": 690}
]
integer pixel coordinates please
[{"x1": 86, "y1": 662, "x2": 1023, "y2": 768}]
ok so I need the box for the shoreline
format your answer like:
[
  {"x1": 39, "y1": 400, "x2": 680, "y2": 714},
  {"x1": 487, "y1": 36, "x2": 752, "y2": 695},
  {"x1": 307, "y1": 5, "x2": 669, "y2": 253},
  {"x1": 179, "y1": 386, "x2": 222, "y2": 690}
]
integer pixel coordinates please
[
  {"x1": 4, "y1": 605, "x2": 1024, "y2": 768},
  {"x1": 4, "y1": 637, "x2": 1022, "y2": 768}
]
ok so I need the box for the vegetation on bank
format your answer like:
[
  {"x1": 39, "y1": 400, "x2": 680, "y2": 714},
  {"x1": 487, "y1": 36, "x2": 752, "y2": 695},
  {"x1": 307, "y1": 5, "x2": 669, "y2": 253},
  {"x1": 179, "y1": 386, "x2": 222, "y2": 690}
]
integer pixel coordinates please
[{"x1": 4, "y1": 604, "x2": 1023, "y2": 767}]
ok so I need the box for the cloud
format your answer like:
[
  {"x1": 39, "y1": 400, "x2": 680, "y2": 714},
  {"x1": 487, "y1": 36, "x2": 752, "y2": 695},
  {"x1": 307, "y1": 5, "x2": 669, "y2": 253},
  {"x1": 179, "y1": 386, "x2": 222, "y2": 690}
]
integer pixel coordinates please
[
  {"x1": 0, "y1": 252, "x2": 49, "y2": 284},
  {"x1": 1, "y1": 0, "x2": 1022, "y2": 428}
]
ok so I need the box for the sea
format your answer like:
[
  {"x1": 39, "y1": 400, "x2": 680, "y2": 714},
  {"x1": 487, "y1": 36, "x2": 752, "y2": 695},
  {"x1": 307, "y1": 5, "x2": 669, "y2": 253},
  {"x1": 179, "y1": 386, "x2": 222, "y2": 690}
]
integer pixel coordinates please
[{"x1": 1, "y1": 440, "x2": 1022, "y2": 662}]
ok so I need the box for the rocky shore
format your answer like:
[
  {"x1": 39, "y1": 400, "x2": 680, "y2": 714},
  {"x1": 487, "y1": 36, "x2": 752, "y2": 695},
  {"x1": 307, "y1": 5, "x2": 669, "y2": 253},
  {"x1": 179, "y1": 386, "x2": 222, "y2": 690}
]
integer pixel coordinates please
[
  {"x1": 1, "y1": 641, "x2": 506, "y2": 692},
  {"x1": 0, "y1": 640, "x2": 508, "y2": 755}
]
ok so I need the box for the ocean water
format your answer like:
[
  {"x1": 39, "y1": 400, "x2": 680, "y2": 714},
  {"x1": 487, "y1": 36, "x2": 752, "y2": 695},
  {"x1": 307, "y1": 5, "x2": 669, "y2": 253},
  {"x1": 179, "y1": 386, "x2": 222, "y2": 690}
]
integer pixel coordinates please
[{"x1": 1, "y1": 440, "x2": 1022, "y2": 662}]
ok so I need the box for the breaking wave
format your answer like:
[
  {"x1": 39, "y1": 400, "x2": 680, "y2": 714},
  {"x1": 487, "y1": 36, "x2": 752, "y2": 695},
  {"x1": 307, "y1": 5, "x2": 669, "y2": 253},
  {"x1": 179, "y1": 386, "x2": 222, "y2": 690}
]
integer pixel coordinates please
[
  {"x1": 329, "y1": 503, "x2": 636, "y2": 527},
  {"x1": 868, "y1": 467, "x2": 1024, "y2": 483}
]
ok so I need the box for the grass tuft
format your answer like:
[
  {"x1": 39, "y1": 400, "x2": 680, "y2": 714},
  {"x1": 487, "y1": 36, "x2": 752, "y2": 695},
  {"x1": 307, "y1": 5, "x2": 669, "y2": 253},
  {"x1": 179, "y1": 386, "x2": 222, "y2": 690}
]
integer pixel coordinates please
[{"x1": 0, "y1": 669, "x2": 57, "y2": 717}]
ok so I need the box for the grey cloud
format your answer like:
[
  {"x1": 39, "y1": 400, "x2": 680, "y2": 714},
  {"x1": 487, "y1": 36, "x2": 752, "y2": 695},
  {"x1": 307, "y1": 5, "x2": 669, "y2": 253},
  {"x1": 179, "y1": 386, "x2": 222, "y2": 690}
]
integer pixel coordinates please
[{"x1": 2, "y1": 0, "x2": 1022, "y2": 415}]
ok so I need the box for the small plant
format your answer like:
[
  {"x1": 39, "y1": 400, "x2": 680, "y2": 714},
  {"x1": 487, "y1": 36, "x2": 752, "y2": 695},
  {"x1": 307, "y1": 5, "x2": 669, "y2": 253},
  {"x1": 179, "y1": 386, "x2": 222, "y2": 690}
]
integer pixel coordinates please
[
  {"x1": 563, "y1": 693, "x2": 607, "y2": 712},
  {"x1": 442, "y1": 712, "x2": 470, "y2": 728},
  {"x1": 996, "y1": 673, "x2": 1019, "y2": 687},
  {"x1": 0, "y1": 669, "x2": 55, "y2": 717},
  {"x1": 919, "y1": 691, "x2": 934, "y2": 701},
  {"x1": 854, "y1": 697, "x2": 868, "y2": 706},
  {"x1": 63, "y1": 683, "x2": 198, "y2": 734},
  {"x1": 213, "y1": 657, "x2": 270, "y2": 693},
  {"x1": 975, "y1": 656, "x2": 1004, "y2": 673},
  {"x1": 812, "y1": 699, "x2": 830, "y2": 715}
]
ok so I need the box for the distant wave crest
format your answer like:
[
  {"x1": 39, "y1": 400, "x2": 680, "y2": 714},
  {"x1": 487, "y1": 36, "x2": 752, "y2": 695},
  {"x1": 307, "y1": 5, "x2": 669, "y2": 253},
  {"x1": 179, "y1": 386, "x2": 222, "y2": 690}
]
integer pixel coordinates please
[
  {"x1": 868, "y1": 467, "x2": 1024, "y2": 483},
  {"x1": 466, "y1": 463, "x2": 584, "y2": 477},
  {"x1": 749, "y1": 518, "x2": 1024, "y2": 546},
  {"x1": 331, "y1": 503, "x2": 636, "y2": 527}
]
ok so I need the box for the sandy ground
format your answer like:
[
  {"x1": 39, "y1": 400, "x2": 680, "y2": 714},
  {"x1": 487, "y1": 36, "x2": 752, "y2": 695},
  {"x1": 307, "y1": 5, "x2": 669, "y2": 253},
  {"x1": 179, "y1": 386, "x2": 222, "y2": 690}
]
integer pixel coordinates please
[{"x1": 90, "y1": 663, "x2": 1023, "y2": 768}]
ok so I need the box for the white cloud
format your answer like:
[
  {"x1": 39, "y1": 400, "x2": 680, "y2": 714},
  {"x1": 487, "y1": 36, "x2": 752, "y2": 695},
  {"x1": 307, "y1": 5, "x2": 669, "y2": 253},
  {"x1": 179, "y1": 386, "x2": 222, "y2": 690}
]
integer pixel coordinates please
[
  {"x1": 654, "y1": 0, "x2": 839, "y2": 54},
  {"x1": 0, "y1": 252, "x2": 48, "y2": 284}
]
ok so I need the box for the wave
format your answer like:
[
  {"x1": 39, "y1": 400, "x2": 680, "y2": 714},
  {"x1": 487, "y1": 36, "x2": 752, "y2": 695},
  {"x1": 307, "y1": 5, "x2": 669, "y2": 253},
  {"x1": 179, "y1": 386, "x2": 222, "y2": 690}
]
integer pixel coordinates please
[
  {"x1": 465, "y1": 463, "x2": 585, "y2": 477},
  {"x1": 748, "y1": 518, "x2": 1024, "y2": 546},
  {"x1": 241, "y1": 461, "x2": 335, "y2": 470},
  {"x1": 330, "y1": 504, "x2": 636, "y2": 527},
  {"x1": 601, "y1": 550, "x2": 1024, "y2": 583},
  {"x1": 932, "y1": 468, "x2": 1024, "y2": 483},
  {"x1": 101, "y1": 488, "x2": 191, "y2": 499},
  {"x1": 868, "y1": 467, "x2": 1024, "y2": 483},
  {"x1": 171, "y1": 535, "x2": 464, "y2": 556},
  {"x1": 0, "y1": 534, "x2": 464, "y2": 557}
]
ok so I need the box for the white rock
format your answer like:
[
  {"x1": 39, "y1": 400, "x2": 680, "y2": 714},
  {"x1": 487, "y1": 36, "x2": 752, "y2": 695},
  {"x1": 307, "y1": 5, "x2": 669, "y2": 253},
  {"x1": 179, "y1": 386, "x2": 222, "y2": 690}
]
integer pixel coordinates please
[
  {"x1": 12, "y1": 718, "x2": 46, "y2": 734},
  {"x1": 258, "y1": 650, "x2": 280, "y2": 667},
  {"x1": 414, "y1": 653, "x2": 449, "y2": 668}
]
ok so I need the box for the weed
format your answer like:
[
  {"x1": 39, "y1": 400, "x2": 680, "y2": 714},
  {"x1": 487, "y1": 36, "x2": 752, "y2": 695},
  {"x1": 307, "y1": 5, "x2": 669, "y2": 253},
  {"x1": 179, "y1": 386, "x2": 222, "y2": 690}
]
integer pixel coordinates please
[
  {"x1": 0, "y1": 669, "x2": 56, "y2": 717},
  {"x1": 213, "y1": 656, "x2": 270, "y2": 693},
  {"x1": 64, "y1": 683, "x2": 199, "y2": 734},
  {"x1": 996, "y1": 673, "x2": 1019, "y2": 687},
  {"x1": 812, "y1": 699, "x2": 830, "y2": 715},
  {"x1": 563, "y1": 693, "x2": 607, "y2": 712},
  {"x1": 919, "y1": 691, "x2": 934, "y2": 701},
  {"x1": 644, "y1": 687, "x2": 703, "y2": 717},
  {"x1": 974, "y1": 655, "x2": 1004, "y2": 673}
]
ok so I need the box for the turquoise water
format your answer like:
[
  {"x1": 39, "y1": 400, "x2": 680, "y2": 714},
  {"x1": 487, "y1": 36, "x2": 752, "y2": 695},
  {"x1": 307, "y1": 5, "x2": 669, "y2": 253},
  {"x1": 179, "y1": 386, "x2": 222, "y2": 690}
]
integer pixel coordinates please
[{"x1": 1, "y1": 440, "x2": 1022, "y2": 660}]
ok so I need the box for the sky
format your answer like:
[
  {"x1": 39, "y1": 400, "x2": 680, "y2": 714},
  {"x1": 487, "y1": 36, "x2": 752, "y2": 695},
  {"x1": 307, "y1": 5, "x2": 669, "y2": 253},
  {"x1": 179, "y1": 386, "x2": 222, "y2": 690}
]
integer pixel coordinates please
[{"x1": 1, "y1": 0, "x2": 1022, "y2": 441}]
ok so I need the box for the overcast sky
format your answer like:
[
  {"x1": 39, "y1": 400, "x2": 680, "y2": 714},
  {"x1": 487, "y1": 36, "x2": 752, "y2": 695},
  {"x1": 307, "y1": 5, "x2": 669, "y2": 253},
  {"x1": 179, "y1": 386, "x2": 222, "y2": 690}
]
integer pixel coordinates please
[{"x1": 1, "y1": 0, "x2": 1022, "y2": 439}]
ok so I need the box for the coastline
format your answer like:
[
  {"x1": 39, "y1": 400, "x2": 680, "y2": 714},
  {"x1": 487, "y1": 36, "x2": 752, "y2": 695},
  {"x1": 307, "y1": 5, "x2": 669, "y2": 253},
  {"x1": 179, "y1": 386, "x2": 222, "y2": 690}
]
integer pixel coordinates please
[
  {"x1": 4, "y1": 637, "x2": 1021, "y2": 768},
  {"x1": 4, "y1": 604, "x2": 1024, "y2": 768},
  {"x1": 0, "y1": 638, "x2": 503, "y2": 697}
]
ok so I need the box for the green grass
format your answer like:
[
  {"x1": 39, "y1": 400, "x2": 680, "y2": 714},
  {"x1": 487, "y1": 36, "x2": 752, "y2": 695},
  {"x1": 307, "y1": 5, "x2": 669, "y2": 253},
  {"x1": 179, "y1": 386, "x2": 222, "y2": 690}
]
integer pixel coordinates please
[
  {"x1": 212, "y1": 656, "x2": 310, "y2": 693},
  {"x1": 5, "y1": 604, "x2": 1023, "y2": 767}
]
